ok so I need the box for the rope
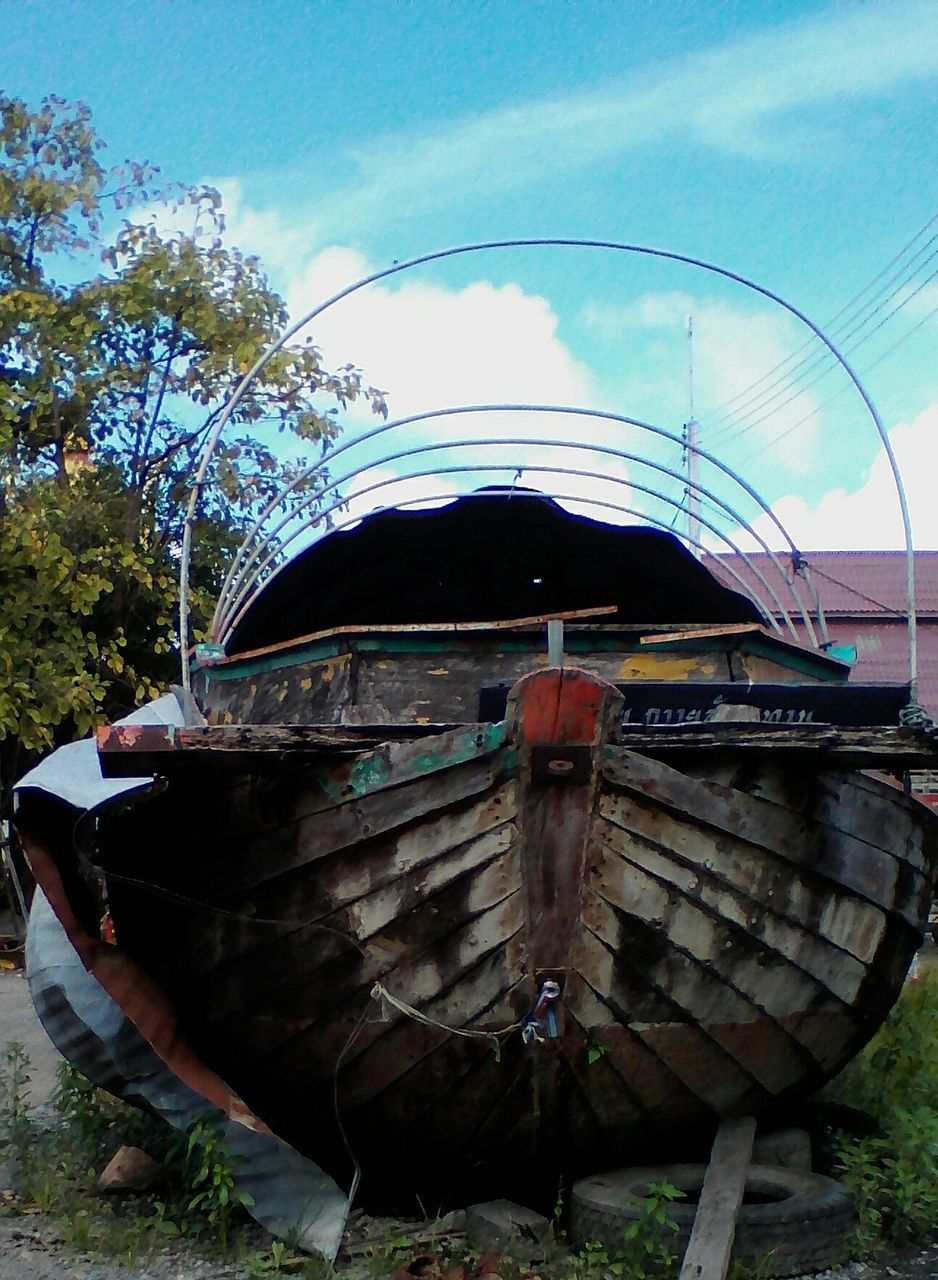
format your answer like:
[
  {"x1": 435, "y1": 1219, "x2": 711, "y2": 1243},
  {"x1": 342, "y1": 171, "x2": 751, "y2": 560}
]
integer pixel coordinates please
[
  {"x1": 900, "y1": 702, "x2": 936, "y2": 730},
  {"x1": 370, "y1": 982, "x2": 522, "y2": 1062}
]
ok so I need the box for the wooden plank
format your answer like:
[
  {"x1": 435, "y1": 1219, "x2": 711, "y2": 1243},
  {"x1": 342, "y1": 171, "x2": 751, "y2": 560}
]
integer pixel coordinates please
[
  {"x1": 203, "y1": 604, "x2": 619, "y2": 667},
  {"x1": 602, "y1": 749, "x2": 924, "y2": 924},
  {"x1": 594, "y1": 804, "x2": 869, "y2": 1002},
  {"x1": 564, "y1": 974, "x2": 704, "y2": 1114},
  {"x1": 96, "y1": 721, "x2": 481, "y2": 774},
  {"x1": 575, "y1": 924, "x2": 768, "y2": 1115},
  {"x1": 190, "y1": 830, "x2": 524, "y2": 1027},
  {"x1": 679, "y1": 1117, "x2": 757, "y2": 1280},
  {"x1": 240, "y1": 887, "x2": 526, "y2": 1082},
  {"x1": 225, "y1": 754, "x2": 508, "y2": 896},
  {"x1": 641, "y1": 624, "x2": 766, "y2": 644},
  {"x1": 614, "y1": 722, "x2": 938, "y2": 767},
  {"x1": 640, "y1": 624, "x2": 849, "y2": 674}
]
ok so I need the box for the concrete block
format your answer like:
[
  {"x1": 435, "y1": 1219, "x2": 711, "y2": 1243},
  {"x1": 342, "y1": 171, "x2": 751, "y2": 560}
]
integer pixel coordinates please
[{"x1": 465, "y1": 1198, "x2": 550, "y2": 1262}]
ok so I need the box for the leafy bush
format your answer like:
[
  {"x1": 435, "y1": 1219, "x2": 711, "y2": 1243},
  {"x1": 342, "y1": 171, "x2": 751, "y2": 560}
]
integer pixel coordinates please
[
  {"x1": 0, "y1": 1046, "x2": 257, "y2": 1259},
  {"x1": 52, "y1": 1060, "x2": 108, "y2": 1173},
  {"x1": 163, "y1": 1114, "x2": 255, "y2": 1254}
]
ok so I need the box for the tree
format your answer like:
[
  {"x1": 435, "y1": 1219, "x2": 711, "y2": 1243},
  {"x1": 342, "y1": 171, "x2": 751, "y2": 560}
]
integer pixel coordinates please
[{"x1": 0, "y1": 94, "x2": 386, "y2": 814}]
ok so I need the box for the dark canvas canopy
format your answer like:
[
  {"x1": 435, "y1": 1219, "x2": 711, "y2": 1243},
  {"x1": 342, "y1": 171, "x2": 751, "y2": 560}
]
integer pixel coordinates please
[{"x1": 228, "y1": 491, "x2": 762, "y2": 654}]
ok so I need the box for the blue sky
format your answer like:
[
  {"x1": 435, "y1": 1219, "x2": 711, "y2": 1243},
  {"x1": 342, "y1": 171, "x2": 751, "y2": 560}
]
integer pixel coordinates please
[{"x1": 5, "y1": 0, "x2": 938, "y2": 550}]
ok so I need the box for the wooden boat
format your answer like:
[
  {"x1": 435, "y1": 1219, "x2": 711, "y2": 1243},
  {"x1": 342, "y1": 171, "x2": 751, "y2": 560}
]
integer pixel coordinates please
[{"x1": 15, "y1": 491, "x2": 938, "y2": 1213}]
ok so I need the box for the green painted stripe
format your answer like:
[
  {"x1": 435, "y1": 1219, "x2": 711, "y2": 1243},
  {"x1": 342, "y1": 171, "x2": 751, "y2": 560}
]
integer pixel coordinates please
[
  {"x1": 315, "y1": 721, "x2": 511, "y2": 805},
  {"x1": 200, "y1": 641, "x2": 348, "y2": 681}
]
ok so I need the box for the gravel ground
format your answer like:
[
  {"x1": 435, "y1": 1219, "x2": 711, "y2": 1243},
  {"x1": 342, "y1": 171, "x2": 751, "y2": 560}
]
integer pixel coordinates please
[
  {"x1": 2, "y1": 969, "x2": 937, "y2": 1280},
  {"x1": 0, "y1": 1217, "x2": 259, "y2": 1280}
]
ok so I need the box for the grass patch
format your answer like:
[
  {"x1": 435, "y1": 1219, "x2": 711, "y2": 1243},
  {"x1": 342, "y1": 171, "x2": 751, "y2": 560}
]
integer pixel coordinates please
[
  {"x1": 824, "y1": 969, "x2": 938, "y2": 1254},
  {"x1": 0, "y1": 1041, "x2": 260, "y2": 1264}
]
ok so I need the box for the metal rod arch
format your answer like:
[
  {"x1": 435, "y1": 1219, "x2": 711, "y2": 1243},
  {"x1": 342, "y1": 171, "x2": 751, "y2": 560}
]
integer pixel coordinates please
[
  {"x1": 217, "y1": 461, "x2": 798, "y2": 646},
  {"x1": 213, "y1": 442, "x2": 807, "y2": 644},
  {"x1": 181, "y1": 241, "x2": 914, "y2": 694},
  {"x1": 212, "y1": 404, "x2": 818, "y2": 641}
]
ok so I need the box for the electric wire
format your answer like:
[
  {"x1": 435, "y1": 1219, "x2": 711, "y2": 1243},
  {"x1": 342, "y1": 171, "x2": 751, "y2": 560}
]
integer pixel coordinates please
[
  {"x1": 734, "y1": 300, "x2": 938, "y2": 469},
  {"x1": 711, "y1": 254, "x2": 936, "y2": 450},
  {"x1": 698, "y1": 215, "x2": 938, "y2": 428},
  {"x1": 702, "y1": 237, "x2": 938, "y2": 437}
]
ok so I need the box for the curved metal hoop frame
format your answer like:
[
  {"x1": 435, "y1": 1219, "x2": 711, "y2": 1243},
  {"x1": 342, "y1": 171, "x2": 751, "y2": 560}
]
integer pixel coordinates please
[
  {"x1": 211, "y1": 413, "x2": 822, "y2": 648},
  {"x1": 179, "y1": 239, "x2": 917, "y2": 697}
]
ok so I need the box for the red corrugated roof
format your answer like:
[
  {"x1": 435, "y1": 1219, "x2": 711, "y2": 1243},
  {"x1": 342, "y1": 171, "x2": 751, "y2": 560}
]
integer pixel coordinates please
[
  {"x1": 709, "y1": 552, "x2": 938, "y2": 715},
  {"x1": 711, "y1": 551, "x2": 938, "y2": 616}
]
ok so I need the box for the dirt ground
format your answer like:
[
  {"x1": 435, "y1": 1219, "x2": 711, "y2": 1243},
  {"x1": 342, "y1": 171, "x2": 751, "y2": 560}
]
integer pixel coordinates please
[{"x1": 2, "y1": 968, "x2": 938, "y2": 1280}]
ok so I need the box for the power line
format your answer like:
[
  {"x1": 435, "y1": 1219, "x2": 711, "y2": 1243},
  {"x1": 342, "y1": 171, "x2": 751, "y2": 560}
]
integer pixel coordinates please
[
  {"x1": 716, "y1": 267, "x2": 938, "y2": 452},
  {"x1": 734, "y1": 300, "x2": 938, "y2": 469},
  {"x1": 698, "y1": 214, "x2": 938, "y2": 427},
  {"x1": 704, "y1": 242, "x2": 938, "y2": 442}
]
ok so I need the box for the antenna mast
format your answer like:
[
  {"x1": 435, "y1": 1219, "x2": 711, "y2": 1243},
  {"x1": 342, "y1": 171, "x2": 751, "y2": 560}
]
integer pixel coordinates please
[{"x1": 684, "y1": 315, "x2": 702, "y2": 557}]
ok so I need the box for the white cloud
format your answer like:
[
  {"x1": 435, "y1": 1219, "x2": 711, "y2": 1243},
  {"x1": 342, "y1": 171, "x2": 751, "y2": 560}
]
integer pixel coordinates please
[
  {"x1": 210, "y1": 178, "x2": 311, "y2": 274},
  {"x1": 298, "y1": 2, "x2": 938, "y2": 236},
  {"x1": 287, "y1": 245, "x2": 595, "y2": 419},
  {"x1": 726, "y1": 400, "x2": 938, "y2": 551},
  {"x1": 585, "y1": 290, "x2": 822, "y2": 472}
]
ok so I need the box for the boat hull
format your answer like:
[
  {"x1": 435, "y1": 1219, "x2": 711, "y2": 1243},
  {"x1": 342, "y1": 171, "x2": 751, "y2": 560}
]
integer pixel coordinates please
[{"x1": 35, "y1": 667, "x2": 931, "y2": 1210}]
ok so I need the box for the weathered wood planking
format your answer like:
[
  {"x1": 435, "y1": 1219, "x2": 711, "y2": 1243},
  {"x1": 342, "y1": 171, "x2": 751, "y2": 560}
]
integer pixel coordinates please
[
  {"x1": 614, "y1": 723, "x2": 938, "y2": 766},
  {"x1": 679, "y1": 1117, "x2": 757, "y2": 1280},
  {"x1": 96, "y1": 720, "x2": 477, "y2": 773},
  {"x1": 78, "y1": 659, "x2": 938, "y2": 1209},
  {"x1": 191, "y1": 621, "x2": 847, "y2": 729},
  {"x1": 603, "y1": 749, "x2": 928, "y2": 925},
  {"x1": 594, "y1": 803, "x2": 870, "y2": 1003},
  {"x1": 97, "y1": 719, "x2": 938, "y2": 775}
]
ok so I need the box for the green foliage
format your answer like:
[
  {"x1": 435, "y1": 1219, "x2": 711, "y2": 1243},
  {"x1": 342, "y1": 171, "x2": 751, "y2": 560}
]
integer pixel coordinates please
[
  {"x1": 0, "y1": 91, "x2": 386, "y2": 812},
  {"x1": 586, "y1": 1039, "x2": 607, "y2": 1066},
  {"x1": 166, "y1": 1113, "x2": 255, "y2": 1255},
  {"x1": 246, "y1": 1237, "x2": 329, "y2": 1276},
  {"x1": 575, "y1": 1181, "x2": 683, "y2": 1280},
  {"x1": 0, "y1": 1040, "x2": 33, "y2": 1170},
  {"x1": 52, "y1": 1060, "x2": 108, "y2": 1171},
  {"x1": 828, "y1": 971, "x2": 938, "y2": 1252},
  {"x1": 360, "y1": 1230, "x2": 418, "y2": 1279}
]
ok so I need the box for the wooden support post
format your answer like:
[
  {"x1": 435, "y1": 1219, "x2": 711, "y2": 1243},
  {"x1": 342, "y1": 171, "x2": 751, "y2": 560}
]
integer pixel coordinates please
[
  {"x1": 547, "y1": 618, "x2": 564, "y2": 666},
  {"x1": 679, "y1": 1116, "x2": 756, "y2": 1280}
]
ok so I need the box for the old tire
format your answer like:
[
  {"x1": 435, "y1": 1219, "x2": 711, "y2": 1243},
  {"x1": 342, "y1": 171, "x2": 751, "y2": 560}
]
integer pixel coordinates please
[{"x1": 570, "y1": 1163, "x2": 855, "y2": 1278}]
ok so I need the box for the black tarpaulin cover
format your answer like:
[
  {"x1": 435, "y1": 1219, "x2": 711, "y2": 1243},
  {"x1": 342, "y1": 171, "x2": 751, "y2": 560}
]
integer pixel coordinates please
[{"x1": 228, "y1": 491, "x2": 762, "y2": 654}]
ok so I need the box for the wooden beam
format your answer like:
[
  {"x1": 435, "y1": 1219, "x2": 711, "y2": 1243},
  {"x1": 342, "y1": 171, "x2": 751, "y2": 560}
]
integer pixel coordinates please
[
  {"x1": 679, "y1": 1116, "x2": 756, "y2": 1280},
  {"x1": 615, "y1": 722, "x2": 938, "y2": 767},
  {"x1": 95, "y1": 722, "x2": 478, "y2": 775},
  {"x1": 203, "y1": 604, "x2": 618, "y2": 667},
  {"x1": 97, "y1": 720, "x2": 938, "y2": 777}
]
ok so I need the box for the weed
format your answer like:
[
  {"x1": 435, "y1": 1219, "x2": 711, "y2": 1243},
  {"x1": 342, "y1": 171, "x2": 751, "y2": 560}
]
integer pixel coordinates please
[
  {"x1": 168, "y1": 1113, "x2": 255, "y2": 1255},
  {"x1": 247, "y1": 1237, "x2": 330, "y2": 1276},
  {"x1": 727, "y1": 1256, "x2": 778, "y2": 1280},
  {"x1": 0, "y1": 1040, "x2": 33, "y2": 1172},
  {"x1": 586, "y1": 1040, "x2": 607, "y2": 1066},
  {"x1": 573, "y1": 1181, "x2": 683, "y2": 1280},
  {"x1": 361, "y1": 1230, "x2": 417, "y2": 1278},
  {"x1": 53, "y1": 1060, "x2": 108, "y2": 1174},
  {"x1": 616, "y1": 1180, "x2": 683, "y2": 1279},
  {"x1": 826, "y1": 970, "x2": 938, "y2": 1252},
  {"x1": 550, "y1": 1176, "x2": 566, "y2": 1238}
]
